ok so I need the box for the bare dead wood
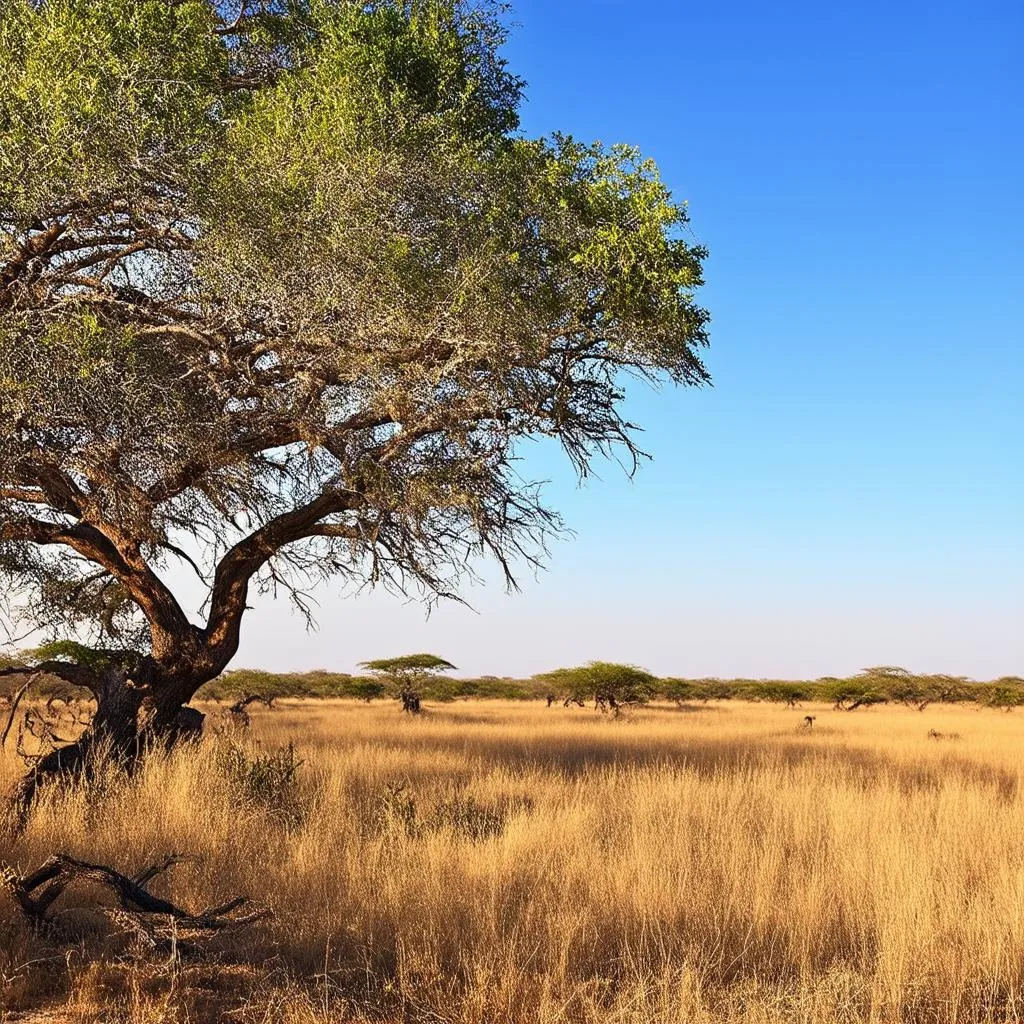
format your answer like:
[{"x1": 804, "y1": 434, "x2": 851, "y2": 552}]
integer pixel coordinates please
[
  {"x1": 133, "y1": 854, "x2": 187, "y2": 888},
  {"x1": 229, "y1": 692, "x2": 275, "y2": 722},
  {"x1": 0, "y1": 661, "x2": 99, "y2": 702},
  {"x1": 211, "y1": 692, "x2": 277, "y2": 732},
  {"x1": 1, "y1": 678, "x2": 33, "y2": 749},
  {"x1": 0, "y1": 853, "x2": 271, "y2": 958}
]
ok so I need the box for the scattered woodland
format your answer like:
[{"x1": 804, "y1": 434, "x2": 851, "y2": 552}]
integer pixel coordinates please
[
  {"x1": 197, "y1": 664, "x2": 1024, "y2": 712},
  {"x1": 6, "y1": 654, "x2": 1024, "y2": 723}
]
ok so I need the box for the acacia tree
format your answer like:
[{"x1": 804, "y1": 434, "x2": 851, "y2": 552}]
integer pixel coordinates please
[
  {"x1": 359, "y1": 653, "x2": 456, "y2": 713},
  {"x1": 0, "y1": 0, "x2": 709, "y2": 811},
  {"x1": 537, "y1": 662, "x2": 657, "y2": 715}
]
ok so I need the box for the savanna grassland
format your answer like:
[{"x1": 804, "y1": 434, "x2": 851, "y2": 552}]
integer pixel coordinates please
[{"x1": 3, "y1": 698, "x2": 1024, "y2": 1024}]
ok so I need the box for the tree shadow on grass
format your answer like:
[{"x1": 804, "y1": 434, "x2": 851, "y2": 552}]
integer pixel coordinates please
[{"x1": 334, "y1": 722, "x2": 1018, "y2": 801}]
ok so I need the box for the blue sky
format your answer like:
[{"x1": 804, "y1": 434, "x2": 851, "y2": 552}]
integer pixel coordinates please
[{"x1": 238, "y1": 0, "x2": 1023, "y2": 680}]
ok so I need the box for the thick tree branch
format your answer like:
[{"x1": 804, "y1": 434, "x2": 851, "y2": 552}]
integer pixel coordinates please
[
  {"x1": 0, "y1": 221, "x2": 67, "y2": 307},
  {"x1": 1, "y1": 517, "x2": 193, "y2": 657},
  {"x1": 204, "y1": 488, "x2": 360, "y2": 660},
  {"x1": 0, "y1": 660, "x2": 98, "y2": 692}
]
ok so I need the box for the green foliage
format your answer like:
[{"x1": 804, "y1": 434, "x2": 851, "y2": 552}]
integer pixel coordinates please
[
  {"x1": 459, "y1": 676, "x2": 539, "y2": 700},
  {"x1": 199, "y1": 669, "x2": 314, "y2": 701},
  {"x1": 360, "y1": 653, "x2": 455, "y2": 710},
  {"x1": 360, "y1": 654, "x2": 456, "y2": 675},
  {"x1": 742, "y1": 682, "x2": 812, "y2": 706},
  {"x1": 661, "y1": 678, "x2": 700, "y2": 705},
  {"x1": 347, "y1": 678, "x2": 389, "y2": 703},
  {"x1": 694, "y1": 680, "x2": 739, "y2": 703},
  {"x1": 417, "y1": 674, "x2": 539, "y2": 701},
  {"x1": 191, "y1": 666, "x2": 1024, "y2": 713},
  {"x1": 414, "y1": 676, "x2": 460, "y2": 702},
  {"x1": 536, "y1": 662, "x2": 657, "y2": 711},
  {"x1": 977, "y1": 683, "x2": 1024, "y2": 712},
  {"x1": 815, "y1": 677, "x2": 886, "y2": 710},
  {"x1": 0, "y1": 0, "x2": 710, "y2": 673},
  {"x1": 0, "y1": 0, "x2": 225, "y2": 220},
  {"x1": 197, "y1": 668, "x2": 372, "y2": 701},
  {"x1": 659, "y1": 678, "x2": 739, "y2": 703},
  {"x1": 27, "y1": 640, "x2": 112, "y2": 671},
  {"x1": 877, "y1": 673, "x2": 969, "y2": 709}
]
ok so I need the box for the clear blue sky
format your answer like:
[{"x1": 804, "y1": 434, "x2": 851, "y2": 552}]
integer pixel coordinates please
[{"x1": 238, "y1": 0, "x2": 1023, "y2": 680}]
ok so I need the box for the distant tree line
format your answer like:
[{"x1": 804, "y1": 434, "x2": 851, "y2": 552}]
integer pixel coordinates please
[
  {"x1": 3, "y1": 655, "x2": 1020, "y2": 714},
  {"x1": 104, "y1": 663, "x2": 1024, "y2": 713}
]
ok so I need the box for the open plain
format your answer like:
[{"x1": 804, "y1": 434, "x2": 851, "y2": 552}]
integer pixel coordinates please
[{"x1": 3, "y1": 699, "x2": 1024, "y2": 1023}]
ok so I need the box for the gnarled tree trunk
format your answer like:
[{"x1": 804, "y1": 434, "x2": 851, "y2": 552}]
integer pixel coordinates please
[
  {"x1": 4, "y1": 655, "x2": 215, "y2": 833},
  {"x1": 2, "y1": 455, "x2": 339, "y2": 831}
]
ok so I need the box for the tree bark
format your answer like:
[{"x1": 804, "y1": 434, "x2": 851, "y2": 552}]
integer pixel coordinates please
[
  {"x1": 4, "y1": 660, "x2": 206, "y2": 834},
  {"x1": 2, "y1": 485, "x2": 312, "y2": 832}
]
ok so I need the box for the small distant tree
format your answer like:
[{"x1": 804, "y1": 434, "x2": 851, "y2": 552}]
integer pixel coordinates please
[
  {"x1": 920, "y1": 675, "x2": 972, "y2": 709},
  {"x1": 979, "y1": 680, "x2": 1024, "y2": 713},
  {"x1": 876, "y1": 670, "x2": 971, "y2": 711},
  {"x1": 817, "y1": 672, "x2": 888, "y2": 711},
  {"x1": 660, "y1": 678, "x2": 737, "y2": 705},
  {"x1": 754, "y1": 682, "x2": 811, "y2": 708},
  {"x1": 861, "y1": 666, "x2": 913, "y2": 681},
  {"x1": 205, "y1": 668, "x2": 299, "y2": 702},
  {"x1": 537, "y1": 662, "x2": 656, "y2": 716},
  {"x1": 691, "y1": 679, "x2": 736, "y2": 703},
  {"x1": 359, "y1": 654, "x2": 456, "y2": 714},
  {"x1": 661, "y1": 678, "x2": 699, "y2": 707},
  {"x1": 347, "y1": 678, "x2": 388, "y2": 704}
]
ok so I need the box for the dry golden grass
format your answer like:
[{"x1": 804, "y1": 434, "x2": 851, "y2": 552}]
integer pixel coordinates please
[{"x1": 3, "y1": 699, "x2": 1024, "y2": 1023}]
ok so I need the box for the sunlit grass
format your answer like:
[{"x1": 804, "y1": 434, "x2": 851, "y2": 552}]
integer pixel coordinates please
[{"x1": 3, "y1": 699, "x2": 1024, "y2": 1022}]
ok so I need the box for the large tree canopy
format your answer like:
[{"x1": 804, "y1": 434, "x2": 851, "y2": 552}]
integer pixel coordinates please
[{"x1": 0, "y1": 0, "x2": 709, "y2": 719}]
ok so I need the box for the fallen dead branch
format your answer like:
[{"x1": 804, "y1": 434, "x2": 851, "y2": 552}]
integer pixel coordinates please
[{"x1": 0, "y1": 853, "x2": 272, "y2": 958}]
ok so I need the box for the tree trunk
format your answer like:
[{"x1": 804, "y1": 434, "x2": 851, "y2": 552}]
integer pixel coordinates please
[{"x1": 4, "y1": 662, "x2": 205, "y2": 834}]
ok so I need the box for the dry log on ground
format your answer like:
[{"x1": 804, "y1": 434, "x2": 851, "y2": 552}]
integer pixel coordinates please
[{"x1": 0, "y1": 853, "x2": 271, "y2": 958}]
